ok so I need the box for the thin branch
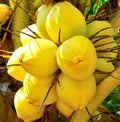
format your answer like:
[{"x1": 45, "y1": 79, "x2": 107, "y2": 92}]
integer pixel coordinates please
[
  {"x1": 95, "y1": 41, "x2": 117, "y2": 48},
  {"x1": 7, "y1": 64, "x2": 21, "y2": 67},
  {"x1": 38, "y1": 82, "x2": 55, "y2": 112},
  {"x1": 96, "y1": 45, "x2": 120, "y2": 52},
  {"x1": 97, "y1": 56, "x2": 117, "y2": 59},
  {"x1": 95, "y1": 69, "x2": 120, "y2": 81},
  {"x1": 107, "y1": 57, "x2": 120, "y2": 62},
  {"x1": 27, "y1": 26, "x2": 41, "y2": 38},
  {"x1": 16, "y1": 30, "x2": 37, "y2": 39},
  {"x1": 0, "y1": 50, "x2": 13, "y2": 54},
  {"x1": 0, "y1": 66, "x2": 7, "y2": 70},
  {"x1": 92, "y1": 36, "x2": 115, "y2": 44},
  {"x1": 89, "y1": 26, "x2": 119, "y2": 40},
  {"x1": 58, "y1": 28, "x2": 61, "y2": 46}
]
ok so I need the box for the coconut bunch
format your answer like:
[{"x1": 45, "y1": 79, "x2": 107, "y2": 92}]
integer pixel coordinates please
[{"x1": 6, "y1": 1, "x2": 119, "y2": 121}]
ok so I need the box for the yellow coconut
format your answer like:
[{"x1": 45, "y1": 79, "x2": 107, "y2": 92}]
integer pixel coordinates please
[
  {"x1": 56, "y1": 73, "x2": 96, "y2": 110},
  {"x1": 57, "y1": 35, "x2": 97, "y2": 80},
  {"x1": 0, "y1": 4, "x2": 12, "y2": 23},
  {"x1": 96, "y1": 58, "x2": 115, "y2": 72},
  {"x1": 23, "y1": 73, "x2": 57, "y2": 106},
  {"x1": 7, "y1": 47, "x2": 26, "y2": 82},
  {"x1": 87, "y1": 20, "x2": 118, "y2": 60},
  {"x1": 46, "y1": 1, "x2": 86, "y2": 45},
  {"x1": 36, "y1": 3, "x2": 54, "y2": 39},
  {"x1": 14, "y1": 87, "x2": 45, "y2": 121},
  {"x1": 21, "y1": 38, "x2": 58, "y2": 77}
]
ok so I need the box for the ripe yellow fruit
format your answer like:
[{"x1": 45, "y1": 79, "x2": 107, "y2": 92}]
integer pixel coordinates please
[
  {"x1": 96, "y1": 58, "x2": 115, "y2": 72},
  {"x1": 14, "y1": 87, "x2": 45, "y2": 121},
  {"x1": 20, "y1": 24, "x2": 40, "y2": 45},
  {"x1": 56, "y1": 73, "x2": 96, "y2": 110},
  {"x1": 21, "y1": 38, "x2": 58, "y2": 77},
  {"x1": 0, "y1": 4, "x2": 12, "y2": 24},
  {"x1": 87, "y1": 20, "x2": 118, "y2": 60},
  {"x1": 36, "y1": 4, "x2": 54, "y2": 39},
  {"x1": 56, "y1": 99, "x2": 74, "y2": 117},
  {"x1": 57, "y1": 35, "x2": 97, "y2": 80},
  {"x1": 23, "y1": 73, "x2": 57, "y2": 106},
  {"x1": 96, "y1": 40, "x2": 118, "y2": 61},
  {"x1": 87, "y1": 21, "x2": 114, "y2": 38},
  {"x1": 46, "y1": 1, "x2": 86, "y2": 44},
  {"x1": 7, "y1": 47, "x2": 26, "y2": 81}
]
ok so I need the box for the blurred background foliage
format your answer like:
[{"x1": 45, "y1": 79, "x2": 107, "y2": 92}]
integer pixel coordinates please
[
  {"x1": 103, "y1": 86, "x2": 120, "y2": 118},
  {"x1": 90, "y1": 0, "x2": 109, "y2": 14}
]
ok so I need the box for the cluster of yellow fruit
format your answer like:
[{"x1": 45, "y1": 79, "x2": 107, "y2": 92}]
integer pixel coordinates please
[{"x1": 7, "y1": 1, "x2": 118, "y2": 121}]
